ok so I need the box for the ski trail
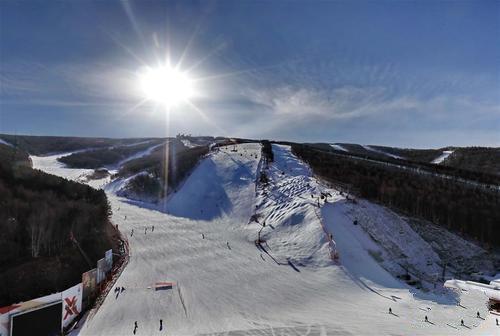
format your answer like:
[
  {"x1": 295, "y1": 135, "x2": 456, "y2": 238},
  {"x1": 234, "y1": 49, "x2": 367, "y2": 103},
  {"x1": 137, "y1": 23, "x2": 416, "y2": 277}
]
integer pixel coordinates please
[
  {"x1": 32, "y1": 143, "x2": 496, "y2": 335},
  {"x1": 362, "y1": 145, "x2": 404, "y2": 160},
  {"x1": 432, "y1": 150, "x2": 454, "y2": 164}
]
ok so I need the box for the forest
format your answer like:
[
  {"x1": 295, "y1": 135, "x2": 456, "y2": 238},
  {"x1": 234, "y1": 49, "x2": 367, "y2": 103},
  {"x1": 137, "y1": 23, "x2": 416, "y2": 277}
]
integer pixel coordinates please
[
  {"x1": 309, "y1": 143, "x2": 500, "y2": 186},
  {"x1": 261, "y1": 140, "x2": 274, "y2": 163},
  {"x1": 368, "y1": 145, "x2": 443, "y2": 162},
  {"x1": 442, "y1": 147, "x2": 500, "y2": 176},
  {"x1": 292, "y1": 144, "x2": 500, "y2": 249},
  {"x1": 0, "y1": 134, "x2": 154, "y2": 155},
  {"x1": 118, "y1": 140, "x2": 209, "y2": 199},
  {"x1": 0, "y1": 144, "x2": 114, "y2": 305}
]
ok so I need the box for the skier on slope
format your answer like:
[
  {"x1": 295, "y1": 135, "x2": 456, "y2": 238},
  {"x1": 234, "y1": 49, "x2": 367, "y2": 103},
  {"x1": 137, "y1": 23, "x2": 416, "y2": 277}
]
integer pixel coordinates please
[
  {"x1": 152, "y1": 225, "x2": 154, "y2": 232},
  {"x1": 131, "y1": 229, "x2": 134, "y2": 237}
]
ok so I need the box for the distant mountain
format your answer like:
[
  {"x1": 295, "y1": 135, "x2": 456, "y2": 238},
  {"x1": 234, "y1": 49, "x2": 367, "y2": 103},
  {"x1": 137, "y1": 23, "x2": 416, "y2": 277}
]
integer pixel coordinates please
[
  {"x1": 322, "y1": 142, "x2": 499, "y2": 176},
  {"x1": 0, "y1": 134, "x2": 161, "y2": 156}
]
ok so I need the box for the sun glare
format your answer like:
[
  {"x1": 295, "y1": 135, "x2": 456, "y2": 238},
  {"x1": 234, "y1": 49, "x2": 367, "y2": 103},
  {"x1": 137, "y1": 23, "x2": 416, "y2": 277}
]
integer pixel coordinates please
[{"x1": 139, "y1": 65, "x2": 194, "y2": 108}]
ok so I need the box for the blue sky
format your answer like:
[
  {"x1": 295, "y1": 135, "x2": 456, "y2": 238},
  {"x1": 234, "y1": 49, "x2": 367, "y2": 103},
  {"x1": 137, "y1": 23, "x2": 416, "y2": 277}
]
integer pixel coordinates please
[{"x1": 1, "y1": 0, "x2": 498, "y2": 148}]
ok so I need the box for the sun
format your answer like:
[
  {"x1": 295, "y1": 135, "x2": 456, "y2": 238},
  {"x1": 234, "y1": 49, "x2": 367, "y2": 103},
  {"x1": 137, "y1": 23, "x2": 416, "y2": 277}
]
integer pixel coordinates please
[{"x1": 139, "y1": 65, "x2": 195, "y2": 108}]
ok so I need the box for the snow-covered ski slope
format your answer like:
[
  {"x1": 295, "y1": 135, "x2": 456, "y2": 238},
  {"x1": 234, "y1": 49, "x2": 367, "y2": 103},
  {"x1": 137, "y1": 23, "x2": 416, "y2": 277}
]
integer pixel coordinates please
[
  {"x1": 330, "y1": 144, "x2": 349, "y2": 152},
  {"x1": 432, "y1": 150, "x2": 454, "y2": 164},
  {"x1": 0, "y1": 138, "x2": 13, "y2": 147},
  {"x1": 362, "y1": 145, "x2": 404, "y2": 160},
  {"x1": 31, "y1": 143, "x2": 497, "y2": 335}
]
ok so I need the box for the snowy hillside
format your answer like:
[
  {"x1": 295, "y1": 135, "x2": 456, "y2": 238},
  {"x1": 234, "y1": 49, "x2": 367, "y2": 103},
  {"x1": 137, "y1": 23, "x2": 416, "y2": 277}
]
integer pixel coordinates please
[
  {"x1": 432, "y1": 150, "x2": 454, "y2": 164},
  {"x1": 0, "y1": 138, "x2": 13, "y2": 147},
  {"x1": 31, "y1": 143, "x2": 498, "y2": 335},
  {"x1": 362, "y1": 145, "x2": 405, "y2": 160}
]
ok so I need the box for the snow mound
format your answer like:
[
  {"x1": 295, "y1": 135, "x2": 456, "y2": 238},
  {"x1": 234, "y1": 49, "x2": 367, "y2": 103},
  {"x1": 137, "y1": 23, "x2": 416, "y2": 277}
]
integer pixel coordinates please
[{"x1": 253, "y1": 144, "x2": 331, "y2": 268}]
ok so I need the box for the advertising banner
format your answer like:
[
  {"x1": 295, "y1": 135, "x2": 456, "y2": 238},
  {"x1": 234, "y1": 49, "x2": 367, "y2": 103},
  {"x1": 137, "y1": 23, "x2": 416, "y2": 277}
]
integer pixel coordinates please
[
  {"x1": 0, "y1": 292, "x2": 61, "y2": 336},
  {"x1": 82, "y1": 268, "x2": 97, "y2": 301},
  {"x1": 96, "y1": 258, "x2": 106, "y2": 284},
  {"x1": 11, "y1": 301, "x2": 62, "y2": 336},
  {"x1": 104, "y1": 249, "x2": 113, "y2": 273},
  {"x1": 61, "y1": 283, "x2": 82, "y2": 329}
]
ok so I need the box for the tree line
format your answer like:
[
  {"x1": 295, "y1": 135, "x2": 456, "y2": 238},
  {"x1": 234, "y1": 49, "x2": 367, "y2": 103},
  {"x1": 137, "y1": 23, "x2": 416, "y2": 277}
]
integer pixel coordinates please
[
  {"x1": 118, "y1": 140, "x2": 209, "y2": 198},
  {"x1": 292, "y1": 144, "x2": 500, "y2": 249},
  {"x1": 442, "y1": 147, "x2": 500, "y2": 176},
  {"x1": 261, "y1": 140, "x2": 274, "y2": 164},
  {"x1": 309, "y1": 143, "x2": 500, "y2": 187},
  {"x1": 0, "y1": 134, "x2": 154, "y2": 156},
  {"x1": 0, "y1": 144, "x2": 113, "y2": 305}
]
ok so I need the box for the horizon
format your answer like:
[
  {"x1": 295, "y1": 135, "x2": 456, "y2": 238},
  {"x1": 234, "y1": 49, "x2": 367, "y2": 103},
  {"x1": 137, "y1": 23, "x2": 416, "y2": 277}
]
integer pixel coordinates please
[
  {"x1": 1, "y1": 0, "x2": 499, "y2": 148},
  {"x1": 0, "y1": 131, "x2": 492, "y2": 150}
]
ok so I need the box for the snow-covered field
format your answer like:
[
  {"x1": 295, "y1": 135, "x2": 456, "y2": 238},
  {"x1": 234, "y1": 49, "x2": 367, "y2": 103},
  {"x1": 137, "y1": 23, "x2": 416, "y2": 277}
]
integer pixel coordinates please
[
  {"x1": 31, "y1": 153, "x2": 111, "y2": 189},
  {"x1": 31, "y1": 143, "x2": 498, "y2": 335}
]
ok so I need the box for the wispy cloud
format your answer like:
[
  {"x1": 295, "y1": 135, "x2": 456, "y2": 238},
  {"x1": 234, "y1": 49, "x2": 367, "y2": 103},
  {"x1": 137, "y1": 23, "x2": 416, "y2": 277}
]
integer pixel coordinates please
[
  {"x1": 0, "y1": 61, "x2": 140, "y2": 107},
  {"x1": 224, "y1": 80, "x2": 500, "y2": 145}
]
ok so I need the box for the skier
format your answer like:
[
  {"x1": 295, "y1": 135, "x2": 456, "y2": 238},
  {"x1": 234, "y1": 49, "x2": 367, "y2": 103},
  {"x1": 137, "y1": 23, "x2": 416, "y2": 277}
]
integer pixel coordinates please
[
  {"x1": 159, "y1": 319, "x2": 163, "y2": 331},
  {"x1": 152, "y1": 225, "x2": 154, "y2": 232},
  {"x1": 425, "y1": 315, "x2": 428, "y2": 322},
  {"x1": 227, "y1": 241, "x2": 231, "y2": 250},
  {"x1": 496, "y1": 318, "x2": 499, "y2": 326},
  {"x1": 389, "y1": 307, "x2": 392, "y2": 314},
  {"x1": 133, "y1": 321, "x2": 138, "y2": 334},
  {"x1": 131, "y1": 229, "x2": 134, "y2": 237},
  {"x1": 461, "y1": 319, "x2": 464, "y2": 326},
  {"x1": 145, "y1": 227, "x2": 147, "y2": 234},
  {"x1": 202, "y1": 233, "x2": 205, "y2": 239},
  {"x1": 115, "y1": 287, "x2": 120, "y2": 299},
  {"x1": 121, "y1": 286, "x2": 125, "y2": 293},
  {"x1": 477, "y1": 311, "x2": 480, "y2": 318}
]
